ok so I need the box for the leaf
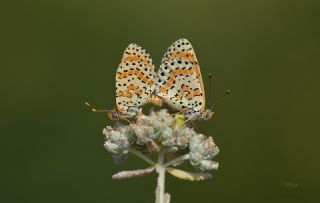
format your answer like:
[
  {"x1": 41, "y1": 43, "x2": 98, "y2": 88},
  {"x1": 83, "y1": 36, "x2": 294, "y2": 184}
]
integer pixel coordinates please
[
  {"x1": 112, "y1": 166, "x2": 155, "y2": 179},
  {"x1": 166, "y1": 167, "x2": 212, "y2": 181},
  {"x1": 164, "y1": 193, "x2": 171, "y2": 203}
]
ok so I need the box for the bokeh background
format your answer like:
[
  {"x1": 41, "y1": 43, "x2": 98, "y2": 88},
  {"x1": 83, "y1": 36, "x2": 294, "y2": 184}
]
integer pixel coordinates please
[{"x1": 1, "y1": 0, "x2": 320, "y2": 202}]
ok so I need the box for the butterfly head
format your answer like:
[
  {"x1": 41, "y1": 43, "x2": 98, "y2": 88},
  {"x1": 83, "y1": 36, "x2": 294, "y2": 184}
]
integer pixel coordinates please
[
  {"x1": 202, "y1": 109, "x2": 214, "y2": 120},
  {"x1": 108, "y1": 111, "x2": 120, "y2": 120}
]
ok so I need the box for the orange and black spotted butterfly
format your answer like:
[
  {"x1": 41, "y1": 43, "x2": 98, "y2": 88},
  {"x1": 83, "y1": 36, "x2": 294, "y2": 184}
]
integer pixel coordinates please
[
  {"x1": 155, "y1": 39, "x2": 213, "y2": 120},
  {"x1": 97, "y1": 39, "x2": 214, "y2": 121},
  {"x1": 108, "y1": 43, "x2": 161, "y2": 120}
]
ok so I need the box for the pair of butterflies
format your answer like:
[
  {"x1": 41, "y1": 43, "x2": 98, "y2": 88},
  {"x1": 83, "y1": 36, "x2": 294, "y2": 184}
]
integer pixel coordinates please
[{"x1": 109, "y1": 38, "x2": 213, "y2": 121}]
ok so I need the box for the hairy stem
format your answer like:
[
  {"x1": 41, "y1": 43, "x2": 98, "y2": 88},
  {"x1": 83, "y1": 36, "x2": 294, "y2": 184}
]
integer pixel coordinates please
[
  {"x1": 129, "y1": 147, "x2": 155, "y2": 165},
  {"x1": 155, "y1": 151, "x2": 166, "y2": 203},
  {"x1": 163, "y1": 154, "x2": 190, "y2": 168}
]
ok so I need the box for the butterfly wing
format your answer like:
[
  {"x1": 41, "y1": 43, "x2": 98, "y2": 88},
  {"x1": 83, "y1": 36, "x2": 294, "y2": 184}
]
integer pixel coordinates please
[
  {"x1": 115, "y1": 43, "x2": 156, "y2": 117},
  {"x1": 156, "y1": 39, "x2": 205, "y2": 113}
]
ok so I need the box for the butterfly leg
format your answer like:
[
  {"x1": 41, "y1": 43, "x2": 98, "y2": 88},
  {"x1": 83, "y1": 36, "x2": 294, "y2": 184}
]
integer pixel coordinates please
[
  {"x1": 172, "y1": 108, "x2": 189, "y2": 117},
  {"x1": 120, "y1": 116, "x2": 132, "y2": 124}
]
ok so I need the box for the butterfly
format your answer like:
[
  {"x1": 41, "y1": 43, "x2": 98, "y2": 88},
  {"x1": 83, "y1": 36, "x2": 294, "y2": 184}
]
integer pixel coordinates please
[
  {"x1": 155, "y1": 38, "x2": 213, "y2": 120},
  {"x1": 108, "y1": 43, "x2": 161, "y2": 120},
  {"x1": 109, "y1": 39, "x2": 213, "y2": 121}
]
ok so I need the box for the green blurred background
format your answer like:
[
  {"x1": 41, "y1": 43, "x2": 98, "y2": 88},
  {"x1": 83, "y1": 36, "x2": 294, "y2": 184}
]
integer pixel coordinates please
[{"x1": 1, "y1": 0, "x2": 320, "y2": 202}]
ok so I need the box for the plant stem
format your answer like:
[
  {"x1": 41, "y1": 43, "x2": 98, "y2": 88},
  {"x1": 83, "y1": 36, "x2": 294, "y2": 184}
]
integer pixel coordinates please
[
  {"x1": 129, "y1": 147, "x2": 155, "y2": 165},
  {"x1": 155, "y1": 151, "x2": 166, "y2": 203},
  {"x1": 163, "y1": 154, "x2": 189, "y2": 168}
]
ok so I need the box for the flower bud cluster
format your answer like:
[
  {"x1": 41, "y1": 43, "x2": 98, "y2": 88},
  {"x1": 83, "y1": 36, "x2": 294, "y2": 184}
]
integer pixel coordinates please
[{"x1": 103, "y1": 109, "x2": 219, "y2": 171}]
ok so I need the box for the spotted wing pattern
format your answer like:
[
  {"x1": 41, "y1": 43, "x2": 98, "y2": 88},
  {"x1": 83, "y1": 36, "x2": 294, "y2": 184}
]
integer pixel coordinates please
[
  {"x1": 155, "y1": 39, "x2": 205, "y2": 114},
  {"x1": 115, "y1": 43, "x2": 156, "y2": 117}
]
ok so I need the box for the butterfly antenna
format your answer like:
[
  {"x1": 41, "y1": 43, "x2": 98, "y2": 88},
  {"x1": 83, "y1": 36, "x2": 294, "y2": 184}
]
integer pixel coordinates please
[
  {"x1": 210, "y1": 89, "x2": 231, "y2": 109},
  {"x1": 85, "y1": 102, "x2": 112, "y2": 112},
  {"x1": 207, "y1": 73, "x2": 214, "y2": 108}
]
